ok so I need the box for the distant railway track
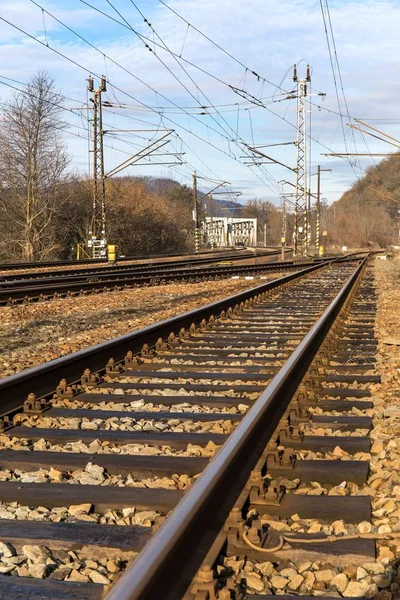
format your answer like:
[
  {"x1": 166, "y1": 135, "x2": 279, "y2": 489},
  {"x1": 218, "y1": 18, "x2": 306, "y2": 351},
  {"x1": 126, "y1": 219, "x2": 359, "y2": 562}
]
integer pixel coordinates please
[
  {"x1": 0, "y1": 252, "x2": 309, "y2": 306},
  {"x1": 0, "y1": 255, "x2": 380, "y2": 599},
  {"x1": 0, "y1": 248, "x2": 289, "y2": 274},
  {"x1": 0, "y1": 248, "x2": 235, "y2": 272},
  {"x1": 0, "y1": 249, "x2": 287, "y2": 283}
]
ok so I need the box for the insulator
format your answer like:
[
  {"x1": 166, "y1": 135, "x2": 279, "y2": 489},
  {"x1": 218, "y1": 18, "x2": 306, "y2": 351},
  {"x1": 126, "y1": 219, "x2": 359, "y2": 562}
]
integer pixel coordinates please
[
  {"x1": 100, "y1": 75, "x2": 107, "y2": 92},
  {"x1": 293, "y1": 64, "x2": 297, "y2": 81},
  {"x1": 306, "y1": 64, "x2": 311, "y2": 81},
  {"x1": 87, "y1": 75, "x2": 94, "y2": 92}
]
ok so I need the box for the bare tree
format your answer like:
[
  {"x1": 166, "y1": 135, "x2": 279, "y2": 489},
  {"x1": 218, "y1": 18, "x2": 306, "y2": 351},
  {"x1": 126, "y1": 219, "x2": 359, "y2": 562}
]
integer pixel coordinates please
[
  {"x1": 243, "y1": 198, "x2": 283, "y2": 245},
  {"x1": 0, "y1": 71, "x2": 69, "y2": 261}
]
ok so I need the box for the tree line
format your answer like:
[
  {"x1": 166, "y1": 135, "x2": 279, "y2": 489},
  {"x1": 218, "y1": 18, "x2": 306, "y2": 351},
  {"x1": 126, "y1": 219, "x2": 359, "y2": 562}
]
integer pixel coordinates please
[{"x1": 0, "y1": 72, "x2": 199, "y2": 262}]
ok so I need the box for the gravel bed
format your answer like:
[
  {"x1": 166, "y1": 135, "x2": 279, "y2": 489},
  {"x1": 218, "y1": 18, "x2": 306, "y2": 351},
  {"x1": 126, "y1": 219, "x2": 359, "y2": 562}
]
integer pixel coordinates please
[
  {"x1": 0, "y1": 497, "x2": 169, "y2": 582},
  {"x1": 0, "y1": 260, "x2": 151, "y2": 276},
  {"x1": 0, "y1": 434, "x2": 220, "y2": 457},
  {"x1": 0, "y1": 253, "x2": 256, "y2": 276},
  {"x1": 294, "y1": 448, "x2": 371, "y2": 461},
  {"x1": 0, "y1": 498, "x2": 168, "y2": 582},
  {"x1": 223, "y1": 553, "x2": 396, "y2": 596},
  {"x1": 309, "y1": 406, "x2": 374, "y2": 417},
  {"x1": 52, "y1": 398, "x2": 250, "y2": 414},
  {"x1": 112, "y1": 375, "x2": 269, "y2": 386},
  {"x1": 298, "y1": 426, "x2": 370, "y2": 437},
  {"x1": 0, "y1": 277, "x2": 266, "y2": 378},
  {"x1": 321, "y1": 382, "x2": 372, "y2": 390},
  {"x1": 0, "y1": 541, "x2": 136, "y2": 583},
  {"x1": 88, "y1": 386, "x2": 261, "y2": 400},
  {"x1": 140, "y1": 358, "x2": 285, "y2": 366},
  {"x1": 229, "y1": 258, "x2": 400, "y2": 597},
  {"x1": 0, "y1": 500, "x2": 162, "y2": 526},
  {"x1": 14, "y1": 414, "x2": 236, "y2": 435},
  {"x1": 0, "y1": 462, "x2": 194, "y2": 490}
]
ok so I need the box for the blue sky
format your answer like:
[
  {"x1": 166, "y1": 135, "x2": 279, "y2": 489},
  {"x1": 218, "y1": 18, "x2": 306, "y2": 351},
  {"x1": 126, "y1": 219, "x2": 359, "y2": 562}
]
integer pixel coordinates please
[{"x1": 1, "y1": 0, "x2": 400, "y2": 204}]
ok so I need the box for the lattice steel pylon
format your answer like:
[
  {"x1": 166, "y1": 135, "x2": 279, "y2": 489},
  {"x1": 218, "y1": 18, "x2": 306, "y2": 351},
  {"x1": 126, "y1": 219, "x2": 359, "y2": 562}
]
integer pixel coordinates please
[
  {"x1": 293, "y1": 64, "x2": 311, "y2": 256},
  {"x1": 88, "y1": 75, "x2": 107, "y2": 257}
]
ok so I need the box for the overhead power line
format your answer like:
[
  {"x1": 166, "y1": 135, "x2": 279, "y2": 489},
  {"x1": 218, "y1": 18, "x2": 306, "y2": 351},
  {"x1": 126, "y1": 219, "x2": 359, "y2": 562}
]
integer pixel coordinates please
[
  {"x1": 23, "y1": 3, "x2": 283, "y2": 194},
  {"x1": 157, "y1": 0, "x2": 289, "y2": 94}
]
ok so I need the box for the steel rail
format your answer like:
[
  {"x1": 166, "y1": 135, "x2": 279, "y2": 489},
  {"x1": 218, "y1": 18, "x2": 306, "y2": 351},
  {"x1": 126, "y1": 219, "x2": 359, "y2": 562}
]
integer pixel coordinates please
[
  {"x1": 0, "y1": 261, "x2": 326, "y2": 418},
  {"x1": 0, "y1": 257, "x2": 314, "y2": 291},
  {"x1": 0, "y1": 255, "x2": 364, "y2": 305},
  {"x1": 0, "y1": 250, "x2": 284, "y2": 285},
  {"x1": 105, "y1": 257, "x2": 366, "y2": 600},
  {"x1": 0, "y1": 252, "x2": 365, "y2": 289},
  {"x1": 0, "y1": 260, "x2": 326, "y2": 305},
  {"x1": 0, "y1": 248, "x2": 276, "y2": 273}
]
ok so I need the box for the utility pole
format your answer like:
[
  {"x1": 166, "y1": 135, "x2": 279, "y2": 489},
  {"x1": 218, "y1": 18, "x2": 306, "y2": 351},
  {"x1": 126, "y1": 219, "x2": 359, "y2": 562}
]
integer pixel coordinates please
[
  {"x1": 307, "y1": 187, "x2": 312, "y2": 253},
  {"x1": 316, "y1": 165, "x2": 321, "y2": 256},
  {"x1": 281, "y1": 195, "x2": 287, "y2": 261},
  {"x1": 315, "y1": 165, "x2": 331, "y2": 256},
  {"x1": 263, "y1": 219, "x2": 267, "y2": 247},
  {"x1": 209, "y1": 193, "x2": 215, "y2": 249},
  {"x1": 88, "y1": 75, "x2": 107, "y2": 258},
  {"x1": 293, "y1": 63, "x2": 311, "y2": 256},
  {"x1": 192, "y1": 172, "x2": 199, "y2": 253}
]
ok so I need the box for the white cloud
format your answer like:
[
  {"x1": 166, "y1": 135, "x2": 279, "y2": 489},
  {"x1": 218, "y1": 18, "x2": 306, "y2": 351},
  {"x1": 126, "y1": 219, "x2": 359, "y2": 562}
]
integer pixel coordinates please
[{"x1": 0, "y1": 0, "x2": 399, "y2": 202}]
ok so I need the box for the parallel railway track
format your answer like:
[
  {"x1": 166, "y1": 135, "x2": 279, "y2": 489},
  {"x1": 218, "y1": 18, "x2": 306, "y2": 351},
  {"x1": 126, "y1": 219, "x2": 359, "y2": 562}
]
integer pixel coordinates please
[
  {"x1": 0, "y1": 249, "x2": 288, "y2": 276},
  {"x1": 0, "y1": 253, "x2": 310, "y2": 306},
  {"x1": 0, "y1": 249, "x2": 253, "y2": 273},
  {"x1": 0, "y1": 255, "x2": 382, "y2": 599}
]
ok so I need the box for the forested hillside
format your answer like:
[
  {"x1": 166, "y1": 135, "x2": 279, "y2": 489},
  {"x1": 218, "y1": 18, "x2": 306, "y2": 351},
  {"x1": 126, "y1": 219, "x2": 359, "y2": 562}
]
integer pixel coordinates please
[{"x1": 326, "y1": 155, "x2": 400, "y2": 249}]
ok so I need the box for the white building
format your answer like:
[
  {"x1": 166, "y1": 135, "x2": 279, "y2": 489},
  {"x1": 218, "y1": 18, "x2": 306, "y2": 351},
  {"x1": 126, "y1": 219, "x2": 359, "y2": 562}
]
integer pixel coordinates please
[{"x1": 201, "y1": 217, "x2": 257, "y2": 248}]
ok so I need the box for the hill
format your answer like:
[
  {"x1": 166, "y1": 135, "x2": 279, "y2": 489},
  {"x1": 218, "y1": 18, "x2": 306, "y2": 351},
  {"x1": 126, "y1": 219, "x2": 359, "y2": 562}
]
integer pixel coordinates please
[
  {"x1": 202, "y1": 196, "x2": 244, "y2": 218},
  {"x1": 328, "y1": 153, "x2": 400, "y2": 248}
]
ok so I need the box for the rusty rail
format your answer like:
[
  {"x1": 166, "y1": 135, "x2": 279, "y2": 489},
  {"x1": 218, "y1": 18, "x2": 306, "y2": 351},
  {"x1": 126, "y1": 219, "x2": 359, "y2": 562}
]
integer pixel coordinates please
[
  {"x1": 104, "y1": 258, "x2": 366, "y2": 600},
  {"x1": 0, "y1": 261, "x2": 326, "y2": 419}
]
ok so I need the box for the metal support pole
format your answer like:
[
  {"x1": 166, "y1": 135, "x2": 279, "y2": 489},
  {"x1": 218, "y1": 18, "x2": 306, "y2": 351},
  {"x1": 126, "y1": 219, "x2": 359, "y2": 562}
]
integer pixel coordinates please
[
  {"x1": 88, "y1": 75, "x2": 107, "y2": 258},
  {"x1": 306, "y1": 187, "x2": 311, "y2": 255},
  {"x1": 281, "y1": 196, "x2": 286, "y2": 261},
  {"x1": 209, "y1": 194, "x2": 214, "y2": 250},
  {"x1": 316, "y1": 165, "x2": 321, "y2": 256},
  {"x1": 192, "y1": 172, "x2": 199, "y2": 253},
  {"x1": 293, "y1": 64, "x2": 311, "y2": 256},
  {"x1": 263, "y1": 219, "x2": 267, "y2": 247}
]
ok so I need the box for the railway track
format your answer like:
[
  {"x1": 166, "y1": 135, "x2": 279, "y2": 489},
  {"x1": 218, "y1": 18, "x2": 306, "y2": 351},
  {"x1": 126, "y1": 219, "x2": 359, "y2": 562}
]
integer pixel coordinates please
[
  {"x1": 0, "y1": 249, "x2": 286, "y2": 275},
  {"x1": 0, "y1": 249, "x2": 247, "y2": 272},
  {"x1": 0, "y1": 253, "x2": 311, "y2": 306},
  {"x1": 0, "y1": 250, "x2": 263, "y2": 281},
  {"x1": 0, "y1": 255, "x2": 382, "y2": 600}
]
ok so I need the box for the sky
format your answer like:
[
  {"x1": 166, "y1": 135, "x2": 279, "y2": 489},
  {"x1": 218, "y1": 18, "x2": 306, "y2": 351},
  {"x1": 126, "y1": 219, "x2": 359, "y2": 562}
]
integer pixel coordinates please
[{"x1": 1, "y1": 0, "x2": 400, "y2": 205}]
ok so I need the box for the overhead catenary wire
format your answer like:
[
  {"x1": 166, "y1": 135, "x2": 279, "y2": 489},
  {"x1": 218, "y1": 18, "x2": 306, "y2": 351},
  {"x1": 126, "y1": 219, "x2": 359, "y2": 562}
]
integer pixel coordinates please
[
  {"x1": 324, "y1": 0, "x2": 361, "y2": 165},
  {"x1": 157, "y1": 0, "x2": 289, "y2": 94},
  {"x1": 0, "y1": 79, "x2": 205, "y2": 186},
  {"x1": 0, "y1": 78, "x2": 159, "y2": 153},
  {"x1": 80, "y1": 0, "x2": 287, "y2": 112},
  {"x1": 80, "y1": 0, "x2": 296, "y2": 194},
  {"x1": 319, "y1": 0, "x2": 348, "y2": 155},
  {"x1": 30, "y1": 0, "x2": 346, "y2": 194},
  {"x1": 83, "y1": 0, "x2": 283, "y2": 194},
  {"x1": 107, "y1": 0, "x2": 261, "y2": 163},
  {"x1": 18, "y1": 4, "x2": 281, "y2": 195},
  {"x1": 1, "y1": 13, "x2": 242, "y2": 193},
  {"x1": 4, "y1": 2, "x2": 369, "y2": 199},
  {"x1": 319, "y1": 0, "x2": 362, "y2": 176}
]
